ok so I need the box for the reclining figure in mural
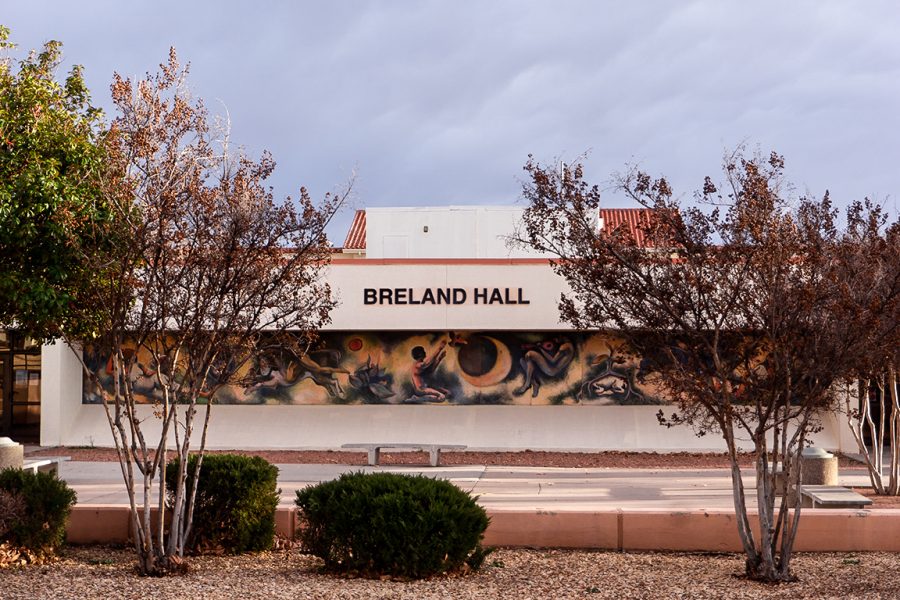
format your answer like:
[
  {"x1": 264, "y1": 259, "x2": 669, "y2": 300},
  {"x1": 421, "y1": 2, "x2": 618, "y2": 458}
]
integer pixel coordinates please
[
  {"x1": 249, "y1": 348, "x2": 347, "y2": 399},
  {"x1": 514, "y1": 337, "x2": 575, "y2": 398},
  {"x1": 296, "y1": 350, "x2": 348, "y2": 397},
  {"x1": 580, "y1": 353, "x2": 648, "y2": 404},
  {"x1": 410, "y1": 341, "x2": 451, "y2": 402},
  {"x1": 125, "y1": 351, "x2": 173, "y2": 401}
]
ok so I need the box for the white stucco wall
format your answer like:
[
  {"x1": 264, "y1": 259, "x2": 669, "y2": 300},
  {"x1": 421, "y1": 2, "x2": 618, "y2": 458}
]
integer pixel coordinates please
[
  {"x1": 365, "y1": 206, "x2": 549, "y2": 259},
  {"x1": 38, "y1": 257, "x2": 857, "y2": 452},
  {"x1": 40, "y1": 340, "x2": 85, "y2": 446},
  {"x1": 45, "y1": 363, "x2": 855, "y2": 452}
]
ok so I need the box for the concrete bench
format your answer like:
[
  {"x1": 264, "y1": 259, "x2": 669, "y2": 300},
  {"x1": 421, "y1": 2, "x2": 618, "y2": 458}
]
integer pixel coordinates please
[
  {"x1": 21, "y1": 456, "x2": 70, "y2": 476},
  {"x1": 341, "y1": 443, "x2": 467, "y2": 467},
  {"x1": 799, "y1": 485, "x2": 873, "y2": 509}
]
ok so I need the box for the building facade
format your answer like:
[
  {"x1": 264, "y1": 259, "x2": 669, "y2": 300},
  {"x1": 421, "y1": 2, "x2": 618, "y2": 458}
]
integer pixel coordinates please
[{"x1": 34, "y1": 206, "x2": 854, "y2": 451}]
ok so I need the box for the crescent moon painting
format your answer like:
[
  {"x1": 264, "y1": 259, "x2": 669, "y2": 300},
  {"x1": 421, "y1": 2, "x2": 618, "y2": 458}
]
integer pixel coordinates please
[{"x1": 456, "y1": 335, "x2": 513, "y2": 387}]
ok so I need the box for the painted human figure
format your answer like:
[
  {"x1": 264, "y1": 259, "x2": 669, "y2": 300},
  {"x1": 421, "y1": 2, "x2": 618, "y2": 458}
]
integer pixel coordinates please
[
  {"x1": 580, "y1": 353, "x2": 645, "y2": 403},
  {"x1": 128, "y1": 353, "x2": 171, "y2": 400},
  {"x1": 411, "y1": 341, "x2": 451, "y2": 401},
  {"x1": 514, "y1": 337, "x2": 575, "y2": 397},
  {"x1": 295, "y1": 351, "x2": 348, "y2": 397},
  {"x1": 249, "y1": 350, "x2": 347, "y2": 398}
]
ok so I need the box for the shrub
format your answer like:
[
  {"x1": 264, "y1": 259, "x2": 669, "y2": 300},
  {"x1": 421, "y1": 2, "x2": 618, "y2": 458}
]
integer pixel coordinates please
[
  {"x1": 0, "y1": 469, "x2": 77, "y2": 552},
  {"x1": 0, "y1": 489, "x2": 26, "y2": 539},
  {"x1": 295, "y1": 471, "x2": 490, "y2": 579},
  {"x1": 166, "y1": 454, "x2": 279, "y2": 554}
]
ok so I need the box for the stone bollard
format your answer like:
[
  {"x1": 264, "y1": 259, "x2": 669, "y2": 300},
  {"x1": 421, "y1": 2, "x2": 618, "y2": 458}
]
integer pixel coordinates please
[
  {"x1": 800, "y1": 447, "x2": 838, "y2": 486},
  {"x1": 774, "y1": 465, "x2": 787, "y2": 496},
  {"x1": 0, "y1": 437, "x2": 24, "y2": 470}
]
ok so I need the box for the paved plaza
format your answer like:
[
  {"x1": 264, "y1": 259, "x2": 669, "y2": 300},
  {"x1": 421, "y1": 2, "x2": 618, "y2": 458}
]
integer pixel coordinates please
[{"x1": 59, "y1": 461, "x2": 875, "y2": 511}]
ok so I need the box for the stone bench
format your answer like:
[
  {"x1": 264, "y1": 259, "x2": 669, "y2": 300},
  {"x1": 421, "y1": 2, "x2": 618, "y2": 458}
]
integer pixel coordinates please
[
  {"x1": 21, "y1": 456, "x2": 70, "y2": 475},
  {"x1": 341, "y1": 443, "x2": 467, "y2": 467},
  {"x1": 799, "y1": 485, "x2": 873, "y2": 509}
]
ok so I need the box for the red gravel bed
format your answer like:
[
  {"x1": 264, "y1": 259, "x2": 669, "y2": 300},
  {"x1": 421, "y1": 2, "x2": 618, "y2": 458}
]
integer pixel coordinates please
[{"x1": 29, "y1": 446, "x2": 863, "y2": 469}]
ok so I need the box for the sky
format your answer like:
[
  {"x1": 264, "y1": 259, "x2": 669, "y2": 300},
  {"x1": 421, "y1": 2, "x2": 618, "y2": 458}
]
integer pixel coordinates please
[{"x1": 4, "y1": 1, "x2": 900, "y2": 242}]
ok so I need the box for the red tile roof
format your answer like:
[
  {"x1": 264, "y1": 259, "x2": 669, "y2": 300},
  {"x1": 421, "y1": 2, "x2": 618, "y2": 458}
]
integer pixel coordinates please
[
  {"x1": 342, "y1": 209, "x2": 366, "y2": 249},
  {"x1": 339, "y1": 207, "x2": 657, "y2": 251},
  {"x1": 599, "y1": 208, "x2": 657, "y2": 248}
]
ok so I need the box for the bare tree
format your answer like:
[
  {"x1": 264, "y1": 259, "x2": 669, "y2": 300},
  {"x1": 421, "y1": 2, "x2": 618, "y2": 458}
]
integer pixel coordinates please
[
  {"x1": 835, "y1": 201, "x2": 900, "y2": 494},
  {"x1": 515, "y1": 149, "x2": 870, "y2": 582},
  {"x1": 66, "y1": 50, "x2": 350, "y2": 575}
]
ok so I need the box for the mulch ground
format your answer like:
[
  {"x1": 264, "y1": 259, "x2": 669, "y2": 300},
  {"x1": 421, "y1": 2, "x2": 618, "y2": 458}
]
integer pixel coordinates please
[{"x1": 2, "y1": 546, "x2": 899, "y2": 600}]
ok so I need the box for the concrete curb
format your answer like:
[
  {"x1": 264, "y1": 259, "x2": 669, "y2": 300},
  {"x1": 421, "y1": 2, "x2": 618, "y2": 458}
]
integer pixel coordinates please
[{"x1": 67, "y1": 506, "x2": 900, "y2": 552}]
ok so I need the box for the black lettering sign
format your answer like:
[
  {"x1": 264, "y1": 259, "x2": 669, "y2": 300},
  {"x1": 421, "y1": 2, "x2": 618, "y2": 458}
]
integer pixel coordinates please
[{"x1": 363, "y1": 287, "x2": 527, "y2": 306}]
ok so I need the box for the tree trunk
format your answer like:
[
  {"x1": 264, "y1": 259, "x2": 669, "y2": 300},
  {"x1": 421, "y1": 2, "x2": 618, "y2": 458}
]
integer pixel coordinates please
[
  {"x1": 721, "y1": 425, "x2": 761, "y2": 572},
  {"x1": 888, "y1": 368, "x2": 900, "y2": 495}
]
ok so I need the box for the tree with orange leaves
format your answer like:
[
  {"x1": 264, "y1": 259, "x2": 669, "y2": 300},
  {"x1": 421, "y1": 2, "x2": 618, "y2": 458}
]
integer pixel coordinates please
[
  {"x1": 68, "y1": 50, "x2": 350, "y2": 575},
  {"x1": 516, "y1": 148, "x2": 890, "y2": 582}
]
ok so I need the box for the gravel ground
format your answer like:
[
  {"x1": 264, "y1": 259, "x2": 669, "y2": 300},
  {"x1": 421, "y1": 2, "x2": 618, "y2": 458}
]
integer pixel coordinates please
[{"x1": 2, "y1": 546, "x2": 899, "y2": 600}]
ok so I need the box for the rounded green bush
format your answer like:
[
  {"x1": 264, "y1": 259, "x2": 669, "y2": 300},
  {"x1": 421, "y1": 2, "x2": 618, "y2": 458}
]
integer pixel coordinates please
[
  {"x1": 295, "y1": 471, "x2": 490, "y2": 579},
  {"x1": 166, "y1": 454, "x2": 280, "y2": 554},
  {"x1": 0, "y1": 468, "x2": 77, "y2": 553}
]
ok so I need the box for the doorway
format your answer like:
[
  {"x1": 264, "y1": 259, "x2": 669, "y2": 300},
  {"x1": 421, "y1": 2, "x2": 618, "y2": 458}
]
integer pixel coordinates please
[{"x1": 0, "y1": 332, "x2": 41, "y2": 443}]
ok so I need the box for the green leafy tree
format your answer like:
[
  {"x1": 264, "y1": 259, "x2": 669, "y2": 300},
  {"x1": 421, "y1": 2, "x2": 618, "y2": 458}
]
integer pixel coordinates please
[{"x1": 0, "y1": 26, "x2": 113, "y2": 341}]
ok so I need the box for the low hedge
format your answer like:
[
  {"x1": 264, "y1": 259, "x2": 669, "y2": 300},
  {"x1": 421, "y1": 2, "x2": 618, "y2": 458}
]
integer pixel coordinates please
[
  {"x1": 166, "y1": 454, "x2": 279, "y2": 554},
  {"x1": 295, "y1": 471, "x2": 490, "y2": 579},
  {"x1": 0, "y1": 468, "x2": 77, "y2": 554}
]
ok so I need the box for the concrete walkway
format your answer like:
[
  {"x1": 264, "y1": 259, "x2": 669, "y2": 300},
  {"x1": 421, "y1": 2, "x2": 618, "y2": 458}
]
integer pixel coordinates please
[
  {"x1": 59, "y1": 461, "x2": 876, "y2": 512},
  {"x1": 55, "y1": 461, "x2": 900, "y2": 551}
]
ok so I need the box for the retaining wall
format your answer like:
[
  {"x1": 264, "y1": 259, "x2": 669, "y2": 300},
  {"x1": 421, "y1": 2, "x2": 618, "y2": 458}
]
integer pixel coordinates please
[{"x1": 67, "y1": 506, "x2": 900, "y2": 552}]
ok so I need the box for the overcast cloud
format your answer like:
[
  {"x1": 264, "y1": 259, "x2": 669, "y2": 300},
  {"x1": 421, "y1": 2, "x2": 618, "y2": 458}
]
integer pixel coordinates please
[{"x1": 5, "y1": 1, "x2": 900, "y2": 240}]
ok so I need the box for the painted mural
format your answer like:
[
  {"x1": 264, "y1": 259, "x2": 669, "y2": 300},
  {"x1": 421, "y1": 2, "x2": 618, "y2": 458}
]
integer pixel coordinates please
[{"x1": 82, "y1": 332, "x2": 668, "y2": 406}]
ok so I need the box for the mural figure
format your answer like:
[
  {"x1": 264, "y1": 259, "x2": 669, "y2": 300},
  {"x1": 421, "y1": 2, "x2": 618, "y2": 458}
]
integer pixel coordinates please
[
  {"x1": 248, "y1": 348, "x2": 347, "y2": 399},
  {"x1": 348, "y1": 356, "x2": 396, "y2": 403},
  {"x1": 246, "y1": 353, "x2": 288, "y2": 392},
  {"x1": 82, "y1": 346, "x2": 177, "y2": 403},
  {"x1": 410, "y1": 341, "x2": 451, "y2": 401},
  {"x1": 105, "y1": 348, "x2": 172, "y2": 400},
  {"x1": 296, "y1": 349, "x2": 348, "y2": 397},
  {"x1": 514, "y1": 337, "x2": 575, "y2": 397},
  {"x1": 580, "y1": 354, "x2": 648, "y2": 404}
]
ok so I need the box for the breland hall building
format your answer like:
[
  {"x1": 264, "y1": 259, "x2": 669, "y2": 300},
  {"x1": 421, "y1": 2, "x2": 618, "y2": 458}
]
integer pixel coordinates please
[{"x1": 9, "y1": 206, "x2": 852, "y2": 451}]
